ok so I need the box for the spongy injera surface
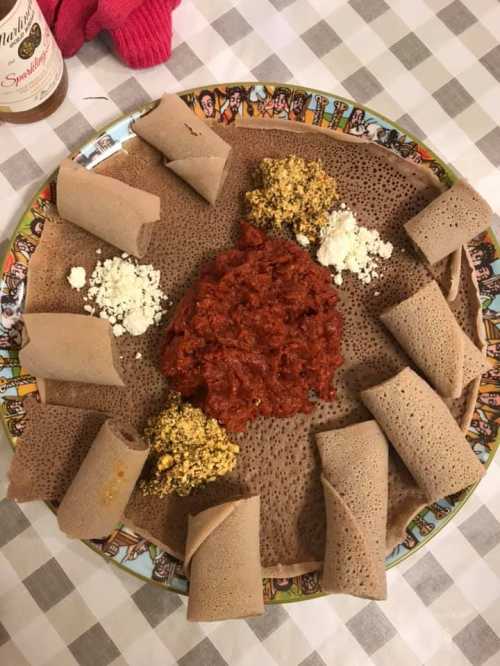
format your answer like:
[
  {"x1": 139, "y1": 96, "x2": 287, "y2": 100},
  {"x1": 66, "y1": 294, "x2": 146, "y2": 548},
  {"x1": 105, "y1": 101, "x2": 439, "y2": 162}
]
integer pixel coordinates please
[
  {"x1": 24, "y1": 126, "x2": 481, "y2": 569},
  {"x1": 8, "y1": 397, "x2": 107, "y2": 502}
]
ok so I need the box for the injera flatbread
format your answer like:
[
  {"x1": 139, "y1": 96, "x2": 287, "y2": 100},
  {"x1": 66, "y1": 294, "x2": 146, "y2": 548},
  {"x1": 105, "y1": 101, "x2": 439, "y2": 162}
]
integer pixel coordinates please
[
  {"x1": 57, "y1": 420, "x2": 148, "y2": 539},
  {"x1": 405, "y1": 179, "x2": 492, "y2": 265},
  {"x1": 57, "y1": 158, "x2": 160, "y2": 257},
  {"x1": 22, "y1": 124, "x2": 485, "y2": 573},
  {"x1": 7, "y1": 396, "x2": 107, "y2": 502},
  {"x1": 316, "y1": 421, "x2": 388, "y2": 600},
  {"x1": 361, "y1": 367, "x2": 485, "y2": 501},
  {"x1": 20, "y1": 313, "x2": 125, "y2": 386},
  {"x1": 447, "y1": 248, "x2": 462, "y2": 302},
  {"x1": 185, "y1": 495, "x2": 263, "y2": 621},
  {"x1": 133, "y1": 94, "x2": 231, "y2": 205},
  {"x1": 380, "y1": 280, "x2": 489, "y2": 398}
]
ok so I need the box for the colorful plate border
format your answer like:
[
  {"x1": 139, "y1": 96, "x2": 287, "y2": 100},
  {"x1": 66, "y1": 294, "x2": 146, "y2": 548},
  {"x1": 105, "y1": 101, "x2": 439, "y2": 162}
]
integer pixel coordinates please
[{"x1": 2, "y1": 82, "x2": 499, "y2": 604}]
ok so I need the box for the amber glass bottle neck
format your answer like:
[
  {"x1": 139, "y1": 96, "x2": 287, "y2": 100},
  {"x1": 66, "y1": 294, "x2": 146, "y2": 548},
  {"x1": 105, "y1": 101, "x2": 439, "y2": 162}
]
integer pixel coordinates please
[{"x1": 0, "y1": 1, "x2": 17, "y2": 21}]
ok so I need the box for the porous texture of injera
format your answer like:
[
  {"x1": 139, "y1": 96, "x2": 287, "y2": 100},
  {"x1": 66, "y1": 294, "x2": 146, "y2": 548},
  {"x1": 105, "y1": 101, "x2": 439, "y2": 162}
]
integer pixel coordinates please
[
  {"x1": 185, "y1": 496, "x2": 263, "y2": 621},
  {"x1": 57, "y1": 159, "x2": 159, "y2": 257},
  {"x1": 380, "y1": 280, "x2": 488, "y2": 398},
  {"x1": 134, "y1": 94, "x2": 231, "y2": 206},
  {"x1": 7, "y1": 397, "x2": 107, "y2": 502},
  {"x1": 405, "y1": 179, "x2": 492, "y2": 265},
  {"x1": 23, "y1": 125, "x2": 483, "y2": 572},
  {"x1": 20, "y1": 313, "x2": 125, "y2": 386},
  {"x1": 57, "y1": 420, "x2": 148, "y2": 539},
  {"x1": 317, "y1": 421, "x2": 388, "y2": 600},
  {"x1": 361, "y1": 367, "x2": 485, "y2": 501}
]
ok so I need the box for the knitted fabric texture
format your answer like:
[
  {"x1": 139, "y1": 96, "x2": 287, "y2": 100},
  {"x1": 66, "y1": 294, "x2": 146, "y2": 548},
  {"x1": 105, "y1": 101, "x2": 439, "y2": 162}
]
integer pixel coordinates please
[{"x1": 38, "y1": 0, "x2": 180, "y2": 68}]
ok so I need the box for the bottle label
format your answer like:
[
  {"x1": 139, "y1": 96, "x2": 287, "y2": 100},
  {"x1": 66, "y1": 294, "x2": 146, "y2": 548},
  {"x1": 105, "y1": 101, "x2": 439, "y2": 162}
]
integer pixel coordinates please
[{"x1": 0, "y1": 0, "x2": 64, "y2": 113}]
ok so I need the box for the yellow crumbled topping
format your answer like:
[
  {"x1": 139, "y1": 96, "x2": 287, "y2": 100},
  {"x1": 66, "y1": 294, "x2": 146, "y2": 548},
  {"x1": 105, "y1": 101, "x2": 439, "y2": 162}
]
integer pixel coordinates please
[
  {"x1": 245, "y1": 155, "x2": 338, "y2": 241},
  {"x1": 140, "y1": 394, "x2": 239, "y2": 497}
]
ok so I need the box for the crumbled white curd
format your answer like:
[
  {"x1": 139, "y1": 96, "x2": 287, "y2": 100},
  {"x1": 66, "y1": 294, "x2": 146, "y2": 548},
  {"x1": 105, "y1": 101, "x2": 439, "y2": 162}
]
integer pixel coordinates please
[
  {"x1": 67, "y1": 266, "x2": 86, "y2": 290},
  {"x1": 80, "y1": 255, "x2": 168, "y2": 336},
  {"x1": 315, "y1": 206, "x2": 393, "y2": 285}
]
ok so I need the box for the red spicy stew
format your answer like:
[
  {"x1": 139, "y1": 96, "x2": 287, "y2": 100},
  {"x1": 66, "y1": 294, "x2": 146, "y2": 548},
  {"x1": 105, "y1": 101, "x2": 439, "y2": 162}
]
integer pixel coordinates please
[{"x1": 162, "y1": 221, "x2": 343, "y2": 431}]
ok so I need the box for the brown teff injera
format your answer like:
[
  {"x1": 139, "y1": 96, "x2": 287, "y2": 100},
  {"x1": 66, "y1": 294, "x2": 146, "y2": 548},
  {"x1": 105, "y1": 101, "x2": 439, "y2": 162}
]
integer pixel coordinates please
[
  {"x1": 405, "y1": 179, "x2": 492, "y2": 265},
  {"x1": 7, "y1": 396, "x2": 107, "y2": 502},
  {"x1": 361, "y1": 367, "x2": 484, "y2": 501},
  {"x1": 134, "y1": 95, "x2": 231, "y2": 205},
  {"x1": 57, "y1": 158, "x2": 160, "y2": 257},
  {"x1": 23, "y1": 125, "x2": 483, "y2": 572},
  {"x1": 380, "y1": 280, "x2": 488, "y2": 398},
  {"x1": 185, "y1": 495, "x2": 263, "y2": 621},
  {"x1": 20, "y1": 313, "x2": 125, "y2": 386},
  {"x1": 57, "y1": 420, "x2": 148, "y2": 539},
  {"x1": 317, "y1": 421, "x2": 388, "y2": 600}
]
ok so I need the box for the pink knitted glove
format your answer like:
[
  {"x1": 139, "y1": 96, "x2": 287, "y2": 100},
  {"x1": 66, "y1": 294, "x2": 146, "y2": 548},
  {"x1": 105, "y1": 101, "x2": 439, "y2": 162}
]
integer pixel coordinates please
[
  {"x1": 38, "y1": 0, "x2": 181, "y2": 67},
  {"x1": 41, "y1": 0, "x2": 97, "y2": 57},
  {"x1": 106, "y1": 0, "x2": 181, "y2": 69},
  {"x1": 36, "y1": 0, "x2": 61, "y2": 27},
  {"x1": 85, "y1": 0, "x2": 146, "y2": 41},
  {"x1": 56, "y1": 0, "x2": 97, "y2": 56}
]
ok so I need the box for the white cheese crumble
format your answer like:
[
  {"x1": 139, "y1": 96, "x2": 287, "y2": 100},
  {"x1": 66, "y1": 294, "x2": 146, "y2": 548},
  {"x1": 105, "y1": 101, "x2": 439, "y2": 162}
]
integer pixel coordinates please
[
  {"x1": 67, "y1": 266, "x2": 86, "y2": 291},
  {"x1": 135, "y1": 352, "x2": 142, "y2": 360},
  {"x1": 295, "y1": 233, "x2": 310, "y2": 247},
  {"x1": 113, "y1": 324, "x2": 126, "y2": 337},
  {"x1": 317, "y1": 207, "x2": 393, "y2": 286},
  {"x1": 123, "y1": 309, "x2": 150, "y2": 336},
  {"x1": 82, "y1": 255, "x2": 169, "y2": 337}
]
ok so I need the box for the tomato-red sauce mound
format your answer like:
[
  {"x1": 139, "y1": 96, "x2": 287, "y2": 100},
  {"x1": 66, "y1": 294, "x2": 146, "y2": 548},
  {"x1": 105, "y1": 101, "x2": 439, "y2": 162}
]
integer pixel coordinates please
[{"x1": 162, "y1": 222, "x2": 343, "y2": 431}]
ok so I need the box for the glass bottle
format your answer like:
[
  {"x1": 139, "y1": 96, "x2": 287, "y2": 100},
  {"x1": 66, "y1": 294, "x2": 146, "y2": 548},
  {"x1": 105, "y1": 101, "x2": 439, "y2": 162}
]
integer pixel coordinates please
[{"x1": 0, "y1": 0, "x2": 67, "y2": 123}]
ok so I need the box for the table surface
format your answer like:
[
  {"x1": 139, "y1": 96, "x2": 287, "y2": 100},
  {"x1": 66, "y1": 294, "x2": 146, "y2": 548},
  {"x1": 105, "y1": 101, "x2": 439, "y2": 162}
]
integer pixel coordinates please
[{"x1": 1, "y1": 1, "x2": 500, "y2": 665}]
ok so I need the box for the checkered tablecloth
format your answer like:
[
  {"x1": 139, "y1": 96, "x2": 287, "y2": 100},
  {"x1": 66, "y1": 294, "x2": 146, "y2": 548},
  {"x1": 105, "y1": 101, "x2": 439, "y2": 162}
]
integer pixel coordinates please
[{"x1": 1, "y1": 1, "x2": 500, "y2": 664}]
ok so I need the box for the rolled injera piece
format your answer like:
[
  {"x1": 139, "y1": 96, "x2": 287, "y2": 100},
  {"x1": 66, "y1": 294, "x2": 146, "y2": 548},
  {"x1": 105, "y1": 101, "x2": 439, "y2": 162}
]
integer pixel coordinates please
[
  {"x1": 57, "y1": 420, "x2": 148, "y2": 539},
  {"x1": 36, "y1": 378, "x2": 127, "y2": 415},
  {"x1": 133, "y1": 94, "x2": 231, "y2": 205},
  {"x1": 447, "y1": 248, "x2": 462, "y2": 302},
  {"x1": 19, "y1": 313, "x2": 125, "y2": 386},
  {"x1": 405, "y1": 180, "x2": 492, "y2": 265},
  {"x1": 361, "y1": 367, "x2": 484, "y2": 503},
  {"x1": 386, "y1": 453, "x2": 426, "y2": 554},
  {"x1": 7, "y1": 397, "x2": 107, "y2": 503},
  {"x1": 57, "y1": 159, "x2": 160, "y2": 257},
  {"x1": 184, "y1": 496, "x2": 264, "y2": 621},
  {"x1": 316, "y1": 421, "x2": 388, "y2": 600},
  {"x1": 380, "y1": 280, "x2": 489, "y2": 398}
]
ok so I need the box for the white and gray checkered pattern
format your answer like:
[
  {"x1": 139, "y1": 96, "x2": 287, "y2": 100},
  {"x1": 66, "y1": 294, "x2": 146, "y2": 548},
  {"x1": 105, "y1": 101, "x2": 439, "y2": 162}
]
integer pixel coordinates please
[{"x1": 1, "y1": 1, "x2": 500, "y2": 664}]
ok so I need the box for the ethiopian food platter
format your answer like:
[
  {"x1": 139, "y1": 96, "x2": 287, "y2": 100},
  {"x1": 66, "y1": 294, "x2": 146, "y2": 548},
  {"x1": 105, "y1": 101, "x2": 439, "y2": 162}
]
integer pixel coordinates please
[{"x1": 3, "y1": 84, "x2": 500, "y2": 620}]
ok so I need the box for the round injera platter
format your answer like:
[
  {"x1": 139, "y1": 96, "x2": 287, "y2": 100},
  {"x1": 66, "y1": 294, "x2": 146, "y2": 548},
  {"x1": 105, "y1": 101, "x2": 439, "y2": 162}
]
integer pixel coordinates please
[{"x1": 2, "y1": 82, "x2": 499, "y2": 604}]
